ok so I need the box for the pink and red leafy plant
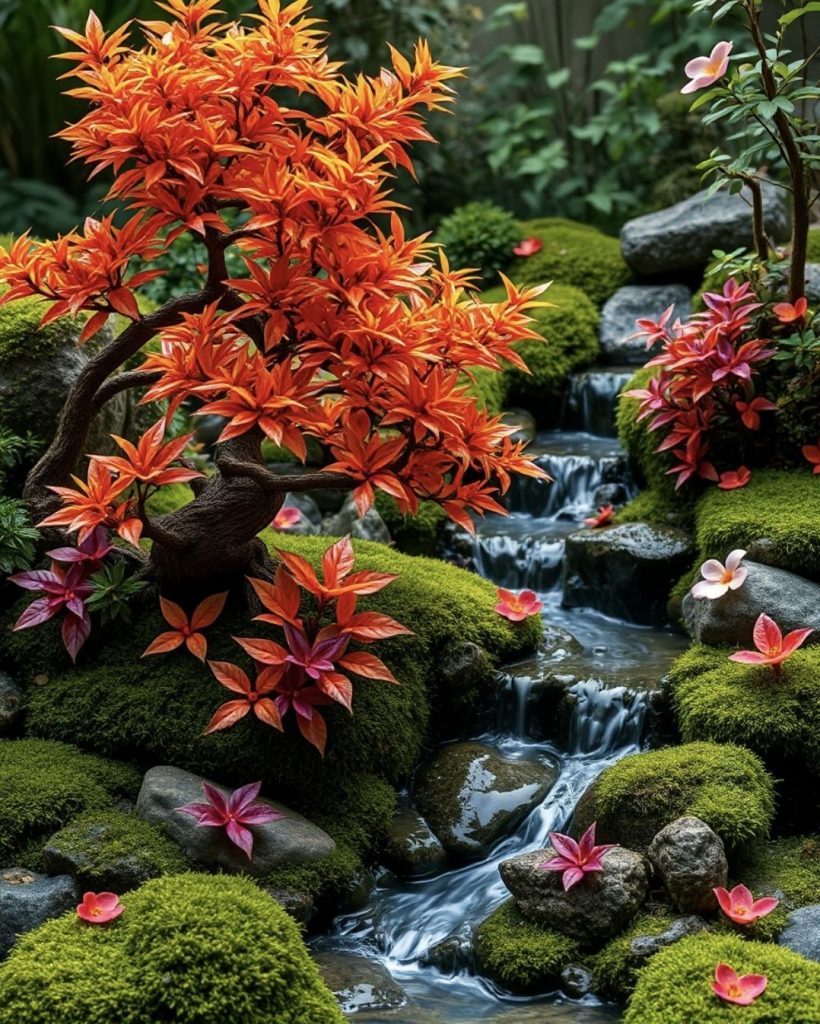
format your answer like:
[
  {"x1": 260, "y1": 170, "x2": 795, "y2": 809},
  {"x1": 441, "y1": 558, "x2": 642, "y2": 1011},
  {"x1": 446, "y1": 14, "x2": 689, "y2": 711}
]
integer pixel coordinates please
[
  {"x1": 10, "y1": 561, "x2": 94, "y2": 662},
  {"x1": 711, "y1": 963, "x2": 767, "y2": 1006},
  {"x1": 539, "y1": 822, "x2": 616, "y2": 891},
  {"x1": 494, "y1": 587, "x2": 543, "y2": 622},
  {"x1": 176, "y1": 780, "x2": 283, "y2": 860},
  {"x1": 142, "y1": 592, "x2": 228, "y2": 662},
  {"x1": 271, "y1": 507, "x2": 301, "y2": 530},
  {"x1": 729, "y1": 612, "x2": 813, "y2": 675},
  {"x1": 714, "y1": 884, "x2": 779, "y2": 926},
  {"x1": 76, "y1": 891, "x2": 124, "y2": 924}
]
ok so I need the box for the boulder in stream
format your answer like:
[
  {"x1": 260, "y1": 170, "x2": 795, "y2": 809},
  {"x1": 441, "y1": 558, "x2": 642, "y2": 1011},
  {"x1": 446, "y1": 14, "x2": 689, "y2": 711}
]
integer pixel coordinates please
[
  {"x1": 648, "y1": 816, "x2": 727, "y2": 915},
  {"x1": 599, "y1": 285, "x2": 691, "y2": 364},
  {"x1": 313, "y1": 952, "x2": 409, "y2": 1015},
  {"x1": 382, "y1": 808, "x2": 446, "y2": 876}
]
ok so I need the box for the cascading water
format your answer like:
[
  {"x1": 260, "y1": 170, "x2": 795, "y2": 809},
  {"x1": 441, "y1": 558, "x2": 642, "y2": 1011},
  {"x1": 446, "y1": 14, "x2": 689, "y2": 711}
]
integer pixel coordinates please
[
  {"x1": 317, "y1": 369, "x2": 688, "y2": 1022},
  {"x1": 559, "y1": 368, "x2": 634, "y2": 439}
]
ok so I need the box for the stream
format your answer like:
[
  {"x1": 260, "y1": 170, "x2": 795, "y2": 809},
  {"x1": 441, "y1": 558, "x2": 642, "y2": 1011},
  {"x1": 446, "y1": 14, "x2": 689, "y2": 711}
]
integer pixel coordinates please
[{"x1": 314, "y1": 368, "x2": 689, "y2": 1022}]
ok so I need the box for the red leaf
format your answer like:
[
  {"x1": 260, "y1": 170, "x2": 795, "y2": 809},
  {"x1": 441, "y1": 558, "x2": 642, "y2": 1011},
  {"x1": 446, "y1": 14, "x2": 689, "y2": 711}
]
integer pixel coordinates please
[
  {"x1": 203, "y1": 700, "x2": 250, "y2": 734},
  {"x1": 297, "y1": 710, "x2": 327, "y2": 756},
  {"x1": 142, "y1": 631, "x2": 185, "y2": 657},
  {"x1": 340, "y1": 611, "x2": 414, "y2": 642},
  {"x1": 317, "y1": 670, "x2": 353, "y2": 711},
  {"x1": 338, "y1": 651, "x2": 399, "y2": 683},
  {"x1": 185, "y1": 632, "x2": 208, "y2": 662},
  {"x1": 254, "y1": 698, "x2": 284, "y2": 731},
  {"x1": 208, "y1": 661, "x2": 251, "y2": 695},
  {"x1": 190, "y1": 592, "x2": 228, "y2": 630}
]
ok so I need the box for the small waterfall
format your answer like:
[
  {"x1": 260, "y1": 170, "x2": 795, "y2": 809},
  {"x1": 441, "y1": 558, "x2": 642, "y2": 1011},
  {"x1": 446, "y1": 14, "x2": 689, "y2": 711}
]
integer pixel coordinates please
[
  {"x1": 473, "y1": 531, "x2": 567, "y2": 591},
  {"x1": 505, "y1": 446, "x2": 634, "y2": 517},
  {"x1": 560, "y1": 369, "x2": 633, "y2": 438},
  {"x1": 565, "y1": 679, "x2": 647, "y2": 756}
]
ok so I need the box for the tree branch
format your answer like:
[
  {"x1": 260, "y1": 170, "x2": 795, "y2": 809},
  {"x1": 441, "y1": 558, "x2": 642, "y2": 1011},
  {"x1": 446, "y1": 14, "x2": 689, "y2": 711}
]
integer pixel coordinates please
[
  {"x1": 93, "y1": 370, "x2": 162, "y2": 410},
  {"x1": 218, "y1": 458, "x2": 355, "y2": 493}
]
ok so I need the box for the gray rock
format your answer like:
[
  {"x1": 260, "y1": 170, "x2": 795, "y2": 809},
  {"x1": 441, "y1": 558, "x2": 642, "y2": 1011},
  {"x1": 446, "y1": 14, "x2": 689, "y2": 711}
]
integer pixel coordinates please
[
  {"x1": 501, "y1": 407, "x2": 537, "y2": 444},
  {"x1": 382, "y1": 808, "x2": 447, "y2": 876},
  {"x1": 326, "y1": 493, "x2": 391, "y2": 544},
  {"x1": 599, "y1": 285, "x2": 691, "y2": 364},
  {"x1": 561, "y1": 964, "x2": 593, "y2": 998},
  {"x1": 440, "y1": 641, "x2": 492, "y2": 694},
  {"x1": 563, "y1": 522, "x2": 695, "y2": 625},
  {"x1": 415, "y1": 742, "x2": 558, "y2": 859},
  {"x1": 261, "y1": 885, "x2": 315, "y2": 925},
  {"x1": 135, "y1": 766, "x2": 335, "y2": 877},
  {"x1": 0, "y1": 867, "x2": 77, "y2": 958},
  {"x1": 500, "y1": 847, "x2": 649, "y2": 945},
  {"x1": 804, "y1": 264, "x2": 820, "y2": 304},
  {"x1": 420, "y1": 926, "x2": 473, "y2": 973},
  {"x1": 778, "y1": 905, "x2": 820, "y2": 962},
  {"x1": 683, "y1": 560, "x2": 820, "y2": 648},
  {"x1": 630, "y1": 915, "x2": 710, "y2": 959},
  {"x1": 592, "y1": 482, "x2": 630, "y2": 507},
  {"x1": 648, "y1": 816, "x2": 727, "y2": 914},
  {"x1": 314, "y1": 952, "x2": 408, "y2": 1014},
  {"x1": 0, "y1": 672, "x2": 24, "y2": 735},
  {"x1": 278, "y1": 493, "x2": 322, "y2": 536},
  {"x1": 192, "y1": 414, "x2": 228, "y2": 448},
  {"x1": 620, "y1": 183, "x2": 790, "y2": 276}
]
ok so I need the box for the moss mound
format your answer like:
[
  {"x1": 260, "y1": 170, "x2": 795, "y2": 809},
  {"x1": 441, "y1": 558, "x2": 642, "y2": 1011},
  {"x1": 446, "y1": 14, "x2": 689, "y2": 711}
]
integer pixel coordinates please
[
  {"x1": 473, "y1": 900, "x2": 581, "y2": 993},
  {"x1": 481, "y1": 282, "x2": 600, "y2": 420},
  {"x1": 807, "y1": 226, "x2": 820, "y2": 263},
  {"x1": 509, "y1": 223, "x2": 630, "y2": 307},
  {"x1": 0, "y1": 738, "x2": 140, "y2": 864},
  {"x1": 590, "y1": 910, "x2": 676, "y2": 1002},
  {"x1": 0, "y1": 873, "x2": 344, "y2": 1024},
  {"x1": 572, "y1": 742, "x2": 775, "y2": 856},
  {"x1": 463, "y1": 365, "x2": 509, "y2": 415},
  {"x1": 42, "y1": 809, "x2": 188, "y2": 890},
  {"x1": 624, "y1": 933, "x2": 820, "y2": 1024},
  {"x1": 670, "y1": 644, "x2": 820, "y2": 790},
  {"x1": 374, "y1": 493, "x2": 447, "y2": 556},
  {"x1": 435, "y1": 201, "x2": 521, "y2": 285}
]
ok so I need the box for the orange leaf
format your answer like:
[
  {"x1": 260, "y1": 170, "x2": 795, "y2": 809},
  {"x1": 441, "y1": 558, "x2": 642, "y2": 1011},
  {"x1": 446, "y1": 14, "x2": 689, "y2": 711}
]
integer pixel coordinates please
[
  {"x1": 141, "y1": 631, "x2": 184, "y2": 657},
  {"x1": 317, "y1": 670, "x2": 353, "y2": 711},
  {"x1": 233, "y1": 636, "x2": 288, "y2": 665},
  {"x1": 338, "y1": 651, "x2": 399, "y2": 683},
  {"x1": 190, "y1": 591, "x2": 228, "y2": 630},
  {"x1": 254, "y1": 698, "x2": 284, "y2": 731},
  {"x1": 340, "y1": 612, "x2": 414, "y2": 642},
  {"x1": 185, "y1": 632, "x2": 208, "y2": 662},
  {"x1": 159, "y1": 596, "x2": 188, "y2": 630},
  {"x1": 297, "y1": 711, "x2": 327, "y2": 756},
  {"x1": 203, "y1": 700, "x2": 250, "y2": 734},
  {"x1": 79, "y1": 311, "x2": 109, "y2": 344},
  {"x1": 208, "y1": 660, "x2": 251, "y2": 695}
]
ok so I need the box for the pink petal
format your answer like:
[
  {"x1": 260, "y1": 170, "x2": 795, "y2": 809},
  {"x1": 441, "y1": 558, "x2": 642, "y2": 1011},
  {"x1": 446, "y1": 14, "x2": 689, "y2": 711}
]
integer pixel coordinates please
[
  {"x1": 548, "y1": 831, "x2": 581, "y2": 862},
  {"x1": 540, "y1": 856, "x2": 572, "y2": 873},
  {"x1": 739, "y1": 975, "x2": 768, "y2": 1000},
  {"x1": 711, "y1": 40, "x2": 733, "y2": 65},
  {"x1": 200, "y1": 783, "x2": 229, "y2": 819},
  {"x1": 562, "y1": 867, "x2": 585, "y2": 891},
  {"x1": 715, "y1": 963, "x2": 739, "y2": 988},
  {"x1": 691, "y1": 581, "x2": 728, "y2": 600},
  {"x1": 732, "y1": 883, "x2": 753, "y2": 907},
  {"x1": 238, "y1": 804, "x2": 283, "y2": 825},
  {"x1": 753, "y1": 613, "x2": 781, "y2": 654},
  {"x1": 577, "y1": 822, "x2": 597, "y2": 858},
  {"x1": 95, "y1": 892, "x2": 121, "y2": 911},
  {"x1": 750, "y1": 896, "x2": 779, "y2": 917},
  {"x1": 728, "y1": 567, "x2": 747, "y2": 590},
  {"x1": 226, "y1": 819, "x2": 254, "y2": 859},
  {"x1": 714, "y1": 887, "x2": 731, "y2": 914},
  {"x1": 13, "y1": 597, "x2": 58, "y2": 630},
  {"x1": 729, "y1": 651, "x2": 768, "y2": 664},
  {"x1": 228, "y1": 781, "x2": 262, "y2": 815},
  {"x1": 700, "y1": 559, "x2": 726, "y2": 582},
  {"x1": 684, "y1": 56, "x2": 711, "y2": 77},
  {"x1": 780, "y1": 627, "x2": 814, "y2": 655},
  {"x1": 725, "y1": 549, "x2": 746, "y2": 571}
]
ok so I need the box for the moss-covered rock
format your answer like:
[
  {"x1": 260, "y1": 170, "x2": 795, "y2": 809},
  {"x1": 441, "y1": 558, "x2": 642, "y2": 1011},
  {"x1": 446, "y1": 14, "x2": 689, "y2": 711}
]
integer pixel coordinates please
[
  {"x1": 0, "y1": 873, "x2": 344, "y2": 1024},
  {"x1": 590, "y1": 910, "x2": 677, "y2": 1001},
  {"x1": 462, "y1": 366, "x2": 509, "y2": 416},
  {"x1": 41, "y1": 809, "x2": 188, "y2": 891},
  {"x1": 374, "y1": 493, "x2": 447, "y2": 556},
  {"x1": 0, "y1": 738, "x2": 141, "y2": 865},
  {"x1": 807, "y1": 227, "x2": 820, "y2": 263},
  {"x1": 572, "y1": 742, "x2": 775, "y2": 857},
  {"x1": 435, "y1": 202, "x2": 521, "y2": 285},
  {"x1": 624, "y1": 933, "x2": 820, "y2": 1024},
  {"x1": 670, "y1": 644, "x2": 820, "y2": 805},
  {"x1": 473, "y1": 900, "x2": 581, "y2": 993},
  {"x1": 509, "y1": 223, "x2": 631, "y2": 307}
]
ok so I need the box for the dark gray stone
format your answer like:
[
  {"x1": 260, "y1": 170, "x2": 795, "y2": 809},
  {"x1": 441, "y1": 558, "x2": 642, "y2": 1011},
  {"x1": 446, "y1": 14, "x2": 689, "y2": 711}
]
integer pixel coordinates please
[
  {"x1": 599, "y1": 285, "x2": 691, "y2": 364},
  {"x1": 561, "y1": 964, "x2": 593, "y2": 997},
  {"x1": 620, "y1": 183, "x2": 790, "y2": 276},
  {"x1": 135, "y1": 766, "x2": 335, "y2": 877},
  {"x1": 630, "y1": 915, "x2": 709, "y2": 959},
  {"x1": 683, "y1": 560, "x2": 820, "y2": 647},
  {"x1": 325, "y1": 493, "x2": 391, "y2": 544},
  {"x1": 382, "y1": 808, "x2": 446, "y2": 876},
  {"x1": 314, "y1": 952, "x2": 408, "y2": 1014},
  {"x1": 0, "y1": 867, "x2": 77, "y2": 958},
  {"x1": 804, "y1": 264, "x2": 820, "y2": 304},
  {"x1": 279, "y1": 492, "x2": 322, "y2": 536},
  {"x1": 563, "y1": 522, "x2": 695, "y2": 625},
  {"x1": 501, "y1": 407, "x2": 537, "y2": 444},
  {"x1": 415, "y1": 742, "x2": 558, "y2": 859},
  {"x1": 0, "y1": 671, "x2": 24, "y2": 735},
  {"x1": 420, "y1": 926, "x2": 473, "y2": 973},
  {"x1": 648, "y1": 816, "x2": 727, "y2": 914},
  {"x1": 500, "y1": 847, "x2": 650, "y2": 944},
  {"x1": 262, "y1": 885, "x2": 315, "y2": 925},
  {"x1": 778, "y1": 905, "x2": 820, "y2": 962},
  {"x1": 440, "y1": 641, "x2": 492, "y2": 695}
]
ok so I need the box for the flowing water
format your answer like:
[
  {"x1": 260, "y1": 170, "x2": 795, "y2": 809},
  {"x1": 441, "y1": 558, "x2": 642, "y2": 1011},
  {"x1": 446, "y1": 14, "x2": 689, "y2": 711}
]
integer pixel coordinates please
[{"x1": 315, "y1": 370, "x2": 688, "y2": 1021}]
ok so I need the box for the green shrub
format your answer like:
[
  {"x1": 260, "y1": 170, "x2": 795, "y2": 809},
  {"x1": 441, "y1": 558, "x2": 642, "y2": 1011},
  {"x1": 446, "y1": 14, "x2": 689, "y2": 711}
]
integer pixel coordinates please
[
  {"x1": 572, "y1": 742, "x2": 775, "y2": 856},
  {"x1": 374, "y1": 493, "x2": 447, "y2": 555},
  {"x1": 42, "y1": 809, "x2": 188, "y2": 890},
  {"x1": 0, "y1": 739, "x2": 141, "y2": 864},
  {"x1": 0, "y1": 873, "x2": 344, "y2": 1024},
  {"x1": 590, "y1": 910, "x2": 676, "y2": 1002},
  {"x1": 624, "y1": 933, "x2": 820, "y2": 1024},
  {"x1": 473, "y1": 900, "x2": 581, "y2": 993},
  {"x1": 0, "y1": 496, "x2": 39, "y2": 573},
  {"x1": 435, "y1": 201, "x2": 521, "y2": 285},
  {"x1": 670, "y1": 644, "x2": 820, "y2": 784},
  {"x1": 807, "y1": 227, "x2": 820, "y2": 263},
  {"x1": 462, "y1": 365, "x2": 509, "y2": 416},
  {"x1": 509, "y1": 224, "x2": 630, "y2": 307}
]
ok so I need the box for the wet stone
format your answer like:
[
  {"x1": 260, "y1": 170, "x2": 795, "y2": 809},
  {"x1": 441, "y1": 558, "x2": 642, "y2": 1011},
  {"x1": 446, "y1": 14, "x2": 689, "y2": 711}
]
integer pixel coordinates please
[
  {"x1": 314, "y1": 952, "x2": 409, "y2": 1014},
  {"x1": 560, "y1": 964, "x2": 593, "y2": 998},
  {"x1": 262, "y1": 885, "x2": 316, "y2": 926},
  {"x1": 630, "y1": 915, "x2": 710, "y2": 959},
  {"x1": 0, "y1": 671, "x2": 25, "y2": 736},
  {"x1": 599, "y1": 285, "x2": 691, "y2": 364},
  {"x1": 382, "y1": 808, "x2": 447, "y2": 876},
  {"x1": 778, "y1": 905, "x2": 820, "y2": 963},
  {"x1": 648, "y1": 816, "x2": 727, "y2": 915},
  {"x1": 0, "y1": 867, "x2": 78, "y2": 959},
  {"x1": 325, "y1": 492, "x2": 391, "y2": 544}
]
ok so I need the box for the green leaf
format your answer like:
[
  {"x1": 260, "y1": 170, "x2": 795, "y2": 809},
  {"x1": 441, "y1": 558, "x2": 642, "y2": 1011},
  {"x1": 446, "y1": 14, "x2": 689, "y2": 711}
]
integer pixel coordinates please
[
  {"x1": 506, "y1": 44, "x2": 544, "y2": 66},
  {"x1": 546, "y1": 68, "x2": 570, "y2": 89},
  {"x1": 779, "y1": 2, "x2": 820, "y2": 28}
]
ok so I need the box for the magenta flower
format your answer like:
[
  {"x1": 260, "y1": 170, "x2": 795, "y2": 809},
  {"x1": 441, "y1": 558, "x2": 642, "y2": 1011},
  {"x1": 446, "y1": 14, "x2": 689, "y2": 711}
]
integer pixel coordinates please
[
  {"x1": 46, "y1": 526, "x2": 113, "y2": 566},
  {"x1": 283, "y1": 623, "x2": 348, "y2": 680},
  {"x1": 177, "y1": 781, "x2": 284, "y2": 859},
  {"x1": 513, "y1": 237, "x2": 543, "y2": 257},
  {"x1": 711, "y1": 963, "x2": 767, "y2": 1006},
  {"x1": 10, "y1": 562, "x2": 93, "y2": 662},
  {"x1": 76, "y1": 891, "x2": 124, "y2": 924},
  {"x1": 494, "y1": 587, "x2": 543, "y2": 621},
  {"x1": 539, "y1": 822, "x2": 616, "y2": 891},
  {"x1": 718, "y1": 466, "x2": 751, "y2": 490},
  {"x1": 729, "y1": 613, "x2": 813, "y2": 675},
  {"x1": 681, "y1": 41, "x2": 733, "y2": 95},
  {"x1": 714, "y1": 884, "x2": 779, "y2": 926}
]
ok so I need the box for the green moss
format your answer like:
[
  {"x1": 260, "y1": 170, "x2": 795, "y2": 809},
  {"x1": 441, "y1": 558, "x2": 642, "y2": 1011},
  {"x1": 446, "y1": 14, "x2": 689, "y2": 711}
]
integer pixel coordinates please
[
  {"x1": 0, "y1": 873, "x2": 344, "y2": 1024},
  {"x1": 693, "y1": 469, "x2": 820, "y2": 580},
  {"x1": 473, "y1": 900, "x2": 581, "y2": 993},
  {"x1": 374, "y1": 493, "x2": 447, "y2": 555},
  {"x1": 670, "y1": 643, "x2": 820, "y2": 784},
  {"x1": 508, "y1": 225, "x2": 631, "y2": 307},
  {"x1": 518, "y1": 217, "x2": 599, "y2": 236},
  {"x1": 806, "y1": 226, "x2": 820, "y2": 263},
  {"x1": 572, "y1": 742, "x2": 775, "y2": 856},
  {"x1": 0, "y1": 738, "x2": 141, "y2": 864},
  {"x1": 435, "y1": 201, "x2": 521, "y2": 285},
  {"x1": 144, "y1": 481, "x2": 195, "y2": 516},
  {"x1": 43, "y1": 809, "x2": 188, "y2": 890},
  {"x1": 616, "y1": 488, "x2": 694, "y2": 531},
  {"x1": 590, "y1": 910, "x2": 677, "y2": 1002},
  {"x1": 462, "y1": 365, "x2": 509, "y2": 416},
  {"x1": 624, "y1": 933, "x2": 820, "y2": 1024}
]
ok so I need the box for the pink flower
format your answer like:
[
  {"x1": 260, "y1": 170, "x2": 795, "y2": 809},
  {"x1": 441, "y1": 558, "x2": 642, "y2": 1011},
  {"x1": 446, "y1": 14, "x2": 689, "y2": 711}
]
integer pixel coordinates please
[
  {"x1": 272, "y1": 506, "x2": 301, "y2": 530},
  {"x1": 802, "y1": 438, "x2": 820, "y2": 475},
  {"x1": 539, "y1": 822, "x2": 616, "y2": 891},
  {"x1": 76, "y1": 892, "x2": 124, "y2": 924},
  {"x1": 584, "y1": 504, "x2": 614, "y2": 528},
  {"x1": 691, "y1": 549, "x2": 747, "y2": 600},
  {"x1": 735, "y1": 396, "x2": 777, "y2": 431},
  {"x1": 714, "y1": 884, "x2": 779, "y2": 926},
  {"x1": 772, "y1": 297, "x2": 808, "y2": 324},
  {"x1": 177, "y1": 780, "x2": 284, "y2": 859},
  {"x1": 513, "y1": 237, "x2": 543, "y2": 257},
  {"x1": 711, "y1": 963, "x2": 768, "y2": 1006},
  {"x1": 494, "y1": 587, "x2": 543, "y2": 621},
  {"x1": 729, "y1": 612, "x2": 813, "y2": 675},
  {"x1": 718, "y1": 466, "x2": 751, "y2": 490},
  {"x1": 681, "y1": 41, "x2": 733, "y2": 94}
]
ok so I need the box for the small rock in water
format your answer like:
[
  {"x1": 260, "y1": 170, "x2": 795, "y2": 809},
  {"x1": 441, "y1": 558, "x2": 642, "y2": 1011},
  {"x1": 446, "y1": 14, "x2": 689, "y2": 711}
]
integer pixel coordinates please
[
  {"x1": 500, "y1": 847, "x2": 649, "y2": 945},
  {"x1": 0, "y1": 672, "x2": 25, "y2": 736},
  {"x1": 325, "y1": 493, "x2": 391, "y2": 544},
  {"x1": 778, "y1": 905, "x2": 820, "y2": 963},
  {"x1": 683, "y1": 560, "x2": 820, "y2": 648},
  {"x1": 420, "y1": 926, "x2": 474, "y2": 974},
  {"x1": 648, "y1": 816, "x2": 727, "y2": 914},
  {"x1": 313, "y1": 952, "x2": 409, "y2": 1014},
  {"x1": 599, "y1": 285, "x2": 692, "y2": 364},
  {"x1": 415, "y1": 742, "x2": 558, "y2": 859},
  {"x1": 135, "y1": 765, "x2": 335, "y2": 877},
  {"x1": 630, "y1": 915, "x2": 710, "y2": 959},
  {"x1": 561, "y1": 963, "x2": 593, "y2": 997},
  {"x1": 382, "y1": 808, "x2": 447, "y2": 876},
  {"x1": 261, "y1": 885, "x2": 316, "y2": 926},
  {"x1": 0, "y1": 867, "x2": 78, "y2": 959}
]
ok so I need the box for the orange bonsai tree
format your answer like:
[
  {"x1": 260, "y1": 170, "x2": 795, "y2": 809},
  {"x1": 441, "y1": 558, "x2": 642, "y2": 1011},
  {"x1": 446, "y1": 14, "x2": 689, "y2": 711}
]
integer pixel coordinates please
[{"x1": 0, "y1": 0, "x2": 548, "y2": 597}]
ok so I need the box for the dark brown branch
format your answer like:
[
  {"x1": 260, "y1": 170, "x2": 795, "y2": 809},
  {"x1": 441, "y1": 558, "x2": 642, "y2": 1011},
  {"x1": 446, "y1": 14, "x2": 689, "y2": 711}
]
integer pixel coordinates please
[
  {"x1": 218, "y1": 459, "x2": 355, "y2": 493},
  {"x1": 744, "y1": 176, "x2": 770, "y2": 263},
  {"x1": 93, "y1": 370, "x2": 162, "y2": 411}
]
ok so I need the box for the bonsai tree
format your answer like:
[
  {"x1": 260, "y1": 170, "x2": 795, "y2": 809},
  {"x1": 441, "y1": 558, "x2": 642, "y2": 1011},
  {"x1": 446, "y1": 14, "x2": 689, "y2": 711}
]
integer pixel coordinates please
[{"x1": 0, "y1": 0, "x2": 548, "y2": 593}]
